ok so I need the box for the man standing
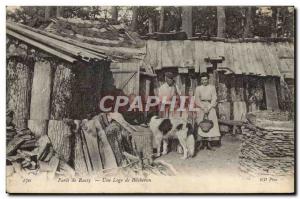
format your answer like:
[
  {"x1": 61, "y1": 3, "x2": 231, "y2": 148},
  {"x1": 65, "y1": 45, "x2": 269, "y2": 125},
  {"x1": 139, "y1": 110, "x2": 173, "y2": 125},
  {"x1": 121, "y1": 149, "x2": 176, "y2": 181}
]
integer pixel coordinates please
[{"x1": 158, "y1": 72, "x2": 181, "y2": 118}]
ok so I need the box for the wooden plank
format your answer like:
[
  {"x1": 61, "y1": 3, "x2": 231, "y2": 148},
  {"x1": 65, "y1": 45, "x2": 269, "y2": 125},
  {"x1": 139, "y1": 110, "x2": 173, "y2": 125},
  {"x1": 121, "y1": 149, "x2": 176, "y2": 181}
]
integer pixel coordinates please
[
  {"x1": 7, "y1": 30, "x2": 76, "y2": 63},
  {"x1": 264, "y1": 77, "x2": 279, "y2": 111},
  {"x1": 74, "y1": 122, "x2": 89, "y2": 175},
  {"x1": 30, "y1": 60, "x2": 53, "y2": 120},
  {"x1": 251, "y1": 43, "x2": 266, "y2": 76},
  {"x1": 82, "y1": 128, "x2": 103, "y2": 173},
  {"x1": 7, "y1": 23, "x2": 105, "y2": 62}
]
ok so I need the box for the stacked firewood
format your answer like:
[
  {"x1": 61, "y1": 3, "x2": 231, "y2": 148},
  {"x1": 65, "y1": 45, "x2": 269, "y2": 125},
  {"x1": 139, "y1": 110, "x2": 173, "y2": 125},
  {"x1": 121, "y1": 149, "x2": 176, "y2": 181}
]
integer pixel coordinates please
[{"x1": 239, "y1": 117, "x2": 294, "y2": 178}]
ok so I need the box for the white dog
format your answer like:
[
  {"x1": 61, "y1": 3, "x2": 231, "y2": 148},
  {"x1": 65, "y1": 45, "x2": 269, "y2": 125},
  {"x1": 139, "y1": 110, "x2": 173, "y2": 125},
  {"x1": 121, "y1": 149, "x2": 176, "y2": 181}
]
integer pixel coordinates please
[{"x1": 149, "y1": 116, "x2": 195, "y2": 159}]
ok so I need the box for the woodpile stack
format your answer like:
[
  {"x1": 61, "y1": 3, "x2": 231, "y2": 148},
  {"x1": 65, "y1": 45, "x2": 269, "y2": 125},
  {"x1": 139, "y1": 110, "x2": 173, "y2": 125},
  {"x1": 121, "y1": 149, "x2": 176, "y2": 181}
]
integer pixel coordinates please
[{"x1": 239, "y1": 112, "x2": 294, "y2": 178}]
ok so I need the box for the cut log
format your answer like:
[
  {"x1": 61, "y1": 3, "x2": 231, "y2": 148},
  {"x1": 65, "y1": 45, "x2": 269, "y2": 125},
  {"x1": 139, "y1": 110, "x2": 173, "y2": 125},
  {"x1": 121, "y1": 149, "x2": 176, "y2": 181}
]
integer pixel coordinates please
[
  {"x1": 6, "y1": 58, "x2": 33, "y2": 129},
  {"x1": 30, "y1": 60, "x2": 53, "y2": 120},
  {"x1": 47, "y1": 120, "x2": 73, "y2": 163},
  {"x1": 264, "y1": 77, "x2": 279, "y2": 111},
  {"x1": 50, "y1": 63, "x2": 75, "y2": 119},
  {"x1": 28, "y1": 120, "x2": 48, "y2": 138}
]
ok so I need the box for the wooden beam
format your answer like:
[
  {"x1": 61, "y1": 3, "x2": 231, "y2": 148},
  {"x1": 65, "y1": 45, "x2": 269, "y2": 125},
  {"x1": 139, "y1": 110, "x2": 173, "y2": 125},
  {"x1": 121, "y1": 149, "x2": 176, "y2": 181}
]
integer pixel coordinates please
[{"x1": 7, "y1": 23, "x2": 106, "y2": 62}]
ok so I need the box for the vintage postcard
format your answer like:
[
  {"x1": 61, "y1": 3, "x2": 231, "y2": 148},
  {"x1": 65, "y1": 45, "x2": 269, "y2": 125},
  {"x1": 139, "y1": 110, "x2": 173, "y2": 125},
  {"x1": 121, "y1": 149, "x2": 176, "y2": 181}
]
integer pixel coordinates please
[{"x1": 6, "y1": 6, "x2": 295, "y2": 193}]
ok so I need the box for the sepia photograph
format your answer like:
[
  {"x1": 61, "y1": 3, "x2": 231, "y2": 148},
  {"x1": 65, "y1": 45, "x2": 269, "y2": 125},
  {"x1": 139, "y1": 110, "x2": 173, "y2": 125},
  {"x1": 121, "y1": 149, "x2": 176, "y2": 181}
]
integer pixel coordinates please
[{"x1": 5, "y1": 5, "x2": 295, "y2": 193}]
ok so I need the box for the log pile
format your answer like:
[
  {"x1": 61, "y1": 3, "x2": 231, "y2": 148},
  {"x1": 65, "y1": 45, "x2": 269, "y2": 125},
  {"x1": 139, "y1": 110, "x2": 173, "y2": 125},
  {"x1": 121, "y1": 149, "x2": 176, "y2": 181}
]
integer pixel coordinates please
[{"x1": 239, "y1": 117, "x2": 294, "y2": 178}]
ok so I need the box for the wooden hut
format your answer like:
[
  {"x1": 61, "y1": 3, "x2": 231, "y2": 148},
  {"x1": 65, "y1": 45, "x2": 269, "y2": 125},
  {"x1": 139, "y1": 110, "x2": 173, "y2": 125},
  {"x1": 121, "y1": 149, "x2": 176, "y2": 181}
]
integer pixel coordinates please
[{"x1": 142, "y1": 37, "x2": 294, "y2": 121}]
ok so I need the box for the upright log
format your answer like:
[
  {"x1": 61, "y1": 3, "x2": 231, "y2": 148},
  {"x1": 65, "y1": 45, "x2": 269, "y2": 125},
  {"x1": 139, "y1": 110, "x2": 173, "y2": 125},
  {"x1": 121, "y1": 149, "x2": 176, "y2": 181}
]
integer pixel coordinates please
[
  {"x1": 50, "y1": 63, "x2": 75, "y2": 120},
  {"x1": 47, "y1": 120, "x2": 73, "y2": 163},
  {"x1": 6, "y1": 58, "x2": 33, "y2": 129},
  {"x1": 29, "y1": 60, "x2": 53, "y2": 136},
  {"x1": 131, "y1": 7, "x2": 138, "y2": 31}
]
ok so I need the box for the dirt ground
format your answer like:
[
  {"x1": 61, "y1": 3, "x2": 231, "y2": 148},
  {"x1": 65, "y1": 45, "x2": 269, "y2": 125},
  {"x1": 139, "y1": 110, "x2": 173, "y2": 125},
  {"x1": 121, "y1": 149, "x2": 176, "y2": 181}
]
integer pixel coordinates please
[{"x1": 156, "y1": 134, "x2": 242, "y2": 177}]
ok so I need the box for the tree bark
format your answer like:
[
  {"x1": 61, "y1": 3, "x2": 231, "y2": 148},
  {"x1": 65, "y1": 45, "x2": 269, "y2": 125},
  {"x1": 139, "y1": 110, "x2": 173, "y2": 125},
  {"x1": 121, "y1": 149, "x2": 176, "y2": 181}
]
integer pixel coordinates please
[
  {"x1": 47, "y1": 120, "x2": 73, "y2": 163},
  {"x1": 28, "y1": 120, "x2": 48, "y2": 138},
  {"x1": 111, "y1": 6, "x2": 118, "y2": 21},
  {"x1": 45, "y1": 6, "x2": 51, "y2": 21},
  {"x1": 50, "y1": 63, "x2": 75, "y2": 120},
  {"x1": 56, "y1": 6, "x2": 62, "y2": 18},
  {"x1": 182, "y1": 7, "x2": 193, "y2": 38},
  {"x1": 131, "y1": 7, "x2": 138, "y2": 31},
  {"x1": 243, "y1": 7, "x2": 253, "y2": 38},
  {"x1": 148, "y1": 17, "x2": 155, "y2": 33},
  {"x1": 6, "y1": 58, "x2": 33, "y2": 129},
  {"x1": 217, "y1": 6, "x2": 226, "y2": 38},
  {"x1": 159, "y1": 7, "x2": 165, "y2": 32}
]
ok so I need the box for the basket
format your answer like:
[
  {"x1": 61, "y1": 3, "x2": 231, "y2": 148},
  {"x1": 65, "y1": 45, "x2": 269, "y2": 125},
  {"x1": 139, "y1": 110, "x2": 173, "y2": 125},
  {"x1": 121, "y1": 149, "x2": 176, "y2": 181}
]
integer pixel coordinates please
[{"x1": 199, "y1": 113, "x2": 214, "y2": 133}]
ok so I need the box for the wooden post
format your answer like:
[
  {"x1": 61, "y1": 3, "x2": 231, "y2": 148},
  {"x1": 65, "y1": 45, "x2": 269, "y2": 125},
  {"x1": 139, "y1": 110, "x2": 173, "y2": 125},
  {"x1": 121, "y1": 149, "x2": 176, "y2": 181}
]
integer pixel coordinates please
[
  {"x1": 182, "y1": 6, "x2": 193, "y2": 38},
  {"x1": 29, "y1": 60, "x2": 53, "y2": 136},
  {"x1": 6, "y1": 58, "x2": 33, "y2": 129},
  {"x1": 217, "y1": 6, "x2": 226, "y2": 38},
  {"x1": 264, "y1": 77, "x2": 279, "y2": 110}
]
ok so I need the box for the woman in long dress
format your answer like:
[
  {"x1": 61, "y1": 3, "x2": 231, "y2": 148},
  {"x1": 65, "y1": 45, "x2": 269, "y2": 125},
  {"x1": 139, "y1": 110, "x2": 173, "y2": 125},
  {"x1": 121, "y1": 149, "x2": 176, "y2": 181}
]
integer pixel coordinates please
[{"x1": 194, "y1": 73, "x2": 221, "y2": 150}]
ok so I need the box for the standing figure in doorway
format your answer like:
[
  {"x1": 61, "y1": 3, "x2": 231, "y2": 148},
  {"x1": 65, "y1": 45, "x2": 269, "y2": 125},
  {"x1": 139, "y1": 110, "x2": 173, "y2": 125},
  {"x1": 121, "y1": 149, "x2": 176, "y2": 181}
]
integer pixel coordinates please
[
  {"x1": 194, "y1": 72, "x2": 221, "y2": 150},
  {"x1": 158, "y1": 72, "x2": 181, "y2": 118}
]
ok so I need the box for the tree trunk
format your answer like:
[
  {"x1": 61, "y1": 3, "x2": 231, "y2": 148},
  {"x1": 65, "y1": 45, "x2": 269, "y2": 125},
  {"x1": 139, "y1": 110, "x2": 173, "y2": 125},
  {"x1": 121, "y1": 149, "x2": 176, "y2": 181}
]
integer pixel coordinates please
[
  {"x1": 6, "y1": 58, "x2": 33, "y2": 129},
  {"x1": 47, "y1": 120, "x2": 73, "y2": 163},
  {"x1": 148, "y1": 17, "x2": 155, "y2": 33},
  {"x1": 111, "y1": 6, "x2": 118, "y2": 21},
  {"x1": 131, "y1": 7, "x2": 138, "y2": 31},
  {"x1": 50, "y1": 63, "x2": 75, "y2": 120},
  {"x1": 45, "y1": 6, "x2": 51, "y2": 21},
  {"x1": 271, "y1": 7, "x2": 280, "y2": 38},
  {"x1": 182, "y1": 7, "x2": 193, "y2": 38},
  {"x1": 217, "y1": 6, "x2": 226, "y2": 38},
  {"x1": 159, "y1": 7, "x2": 165, "y2": 32},
  {"x1": 56, "y1": 6, "x2": 62, "y2": 18},
  {"x1": 243, "y1": 7, "x2": 253, "y2": 38}
]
